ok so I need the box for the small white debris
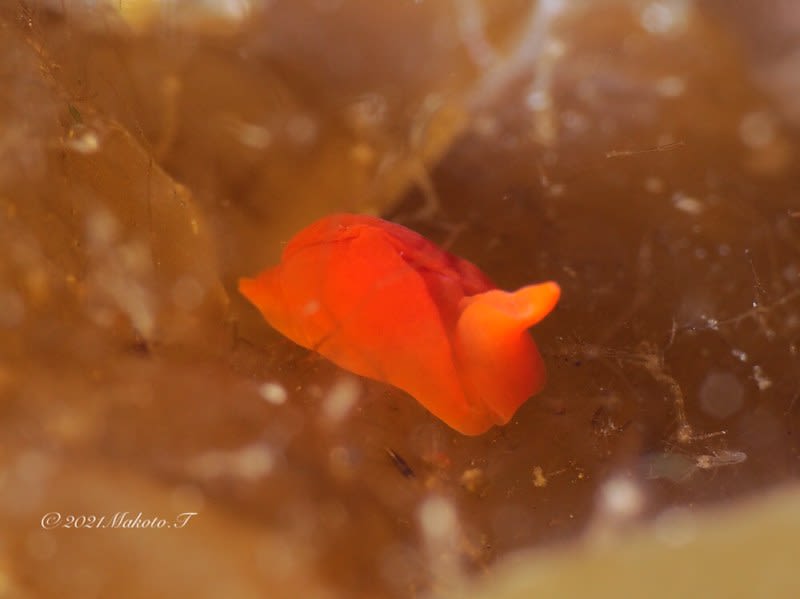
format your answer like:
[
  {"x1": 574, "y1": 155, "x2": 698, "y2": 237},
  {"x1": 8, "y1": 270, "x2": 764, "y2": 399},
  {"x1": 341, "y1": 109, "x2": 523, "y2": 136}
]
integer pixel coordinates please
[
  {"x1": 419, "y1": 496, "x2": 459, "y2": 544},
  {"x1": 739, "y1": 111, "x2": 776, "y2": 149},
  {"x1": 525, "y1": 89, "x2": 552, "y2": 111},
  {"x1": 532, "y1": 466, "x2": 548, "y2": 488},
  {"x1": 418, "y1": 495, "x2": 464, "y2": 586},
  {"x1": 672, "y1": 192, "x2": 704, "y2": 215},
  {"x1": 259, "y1": 382, "x2": 288, "y2": 405},
  {"x1": 348, "y1": 94, "x2": 387, "y2": 130},
  {"x1": 598, "y1": 476, "x2": 644, "y2": 519},
  {"x1": 752, "y1": 365, "x2": 772, "y2": 391},
  {"x1": 731, "y1": 349, "x2": 748, "y2": 362},
  {"x1": 65, "y1": 129, "x2": 100, "y2": 154},
  {"x1": 86, "y1": 209, "x2": 118, "y2": 248},
  {"x1": 237, "y1": 122, "x2": 273, "y2": 150},
  {"x1": 561, "y1": 110, "x2": 588, "y2": 134},
  {"x1": 472, "y1": 114, "x2": 498, "y2": 138},
  {"x1": 460, "y1": 468, "x2": 487, "y2": 493},
  {"x1": 641, "y1": 1, "x2": 688, "y2": 35},
  {"x1": 644, "y1": 176, "x2": 665, "y2": 194},
  {"x1": 545, "y1": 38, "x2": 566, "y2": 58},
  {"x1": 655, "y1": 75, "x2": 686, "y2": 98},
  {"x1": 223, "y1": 115, "x2": 272, "y2": 149},
  {"x1": 233, "y1": 445, "x2": 276, "y2": 479},
  {"x1": 323, "y1": 376, "x2": 362, "y2": 424},
  {"x1": 189, "y1": 444, "x2": 275, "y2": 480}
]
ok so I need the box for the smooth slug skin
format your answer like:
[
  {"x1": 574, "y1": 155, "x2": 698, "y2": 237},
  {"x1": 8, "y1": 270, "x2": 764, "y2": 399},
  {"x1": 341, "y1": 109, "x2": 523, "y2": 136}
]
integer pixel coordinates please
[{"x1": 239, "y1": 213, "x2": 560, "y2": 435}]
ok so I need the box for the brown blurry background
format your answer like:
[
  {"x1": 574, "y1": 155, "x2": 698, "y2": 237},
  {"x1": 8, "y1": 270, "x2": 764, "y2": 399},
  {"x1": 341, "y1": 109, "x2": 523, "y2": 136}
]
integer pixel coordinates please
[{"x1": 0, "y1": 1, "x2": 799, "y2": 597}]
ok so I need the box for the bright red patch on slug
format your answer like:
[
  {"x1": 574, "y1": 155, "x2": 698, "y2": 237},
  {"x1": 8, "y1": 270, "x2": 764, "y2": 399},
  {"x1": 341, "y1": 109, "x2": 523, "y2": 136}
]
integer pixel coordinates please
[{"x1": 239, "y1": 214, "x2": 560, "y2": 435}]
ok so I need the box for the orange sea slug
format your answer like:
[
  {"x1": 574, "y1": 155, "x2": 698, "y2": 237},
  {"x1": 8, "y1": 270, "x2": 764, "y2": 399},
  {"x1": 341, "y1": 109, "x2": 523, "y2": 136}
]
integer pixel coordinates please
[{"x1": 239, "y1": 214, "x2": 560, "y2": 435}]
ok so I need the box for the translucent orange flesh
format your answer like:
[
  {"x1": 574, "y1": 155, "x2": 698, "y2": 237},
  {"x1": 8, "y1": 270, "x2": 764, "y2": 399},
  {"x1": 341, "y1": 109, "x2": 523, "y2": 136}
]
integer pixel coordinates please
[{"x1": 239, "y1": 214, "x2": 560, "y2": 435}]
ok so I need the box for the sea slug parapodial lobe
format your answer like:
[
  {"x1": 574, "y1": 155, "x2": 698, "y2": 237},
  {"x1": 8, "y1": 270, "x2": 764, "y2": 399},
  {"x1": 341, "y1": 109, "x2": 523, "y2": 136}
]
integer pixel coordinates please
[{"x1": 239, "y1": 213, "x2": 560, "y2": 435}]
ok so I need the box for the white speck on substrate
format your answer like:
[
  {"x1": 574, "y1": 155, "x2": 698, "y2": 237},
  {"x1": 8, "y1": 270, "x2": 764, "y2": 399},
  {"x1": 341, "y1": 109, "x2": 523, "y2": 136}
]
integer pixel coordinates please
[
  {"x1": 323, "y1": 376, "x2": 362, "y2": 424},
  {"x1": 672, "y1": 192, "x2": 704, "y2": 215},
  {"x1": 259, "y1": 382, "x2": 288, "y2": 405},
  {"x1": 752, "y1": 365, "x2": 772, "y2": 391}
]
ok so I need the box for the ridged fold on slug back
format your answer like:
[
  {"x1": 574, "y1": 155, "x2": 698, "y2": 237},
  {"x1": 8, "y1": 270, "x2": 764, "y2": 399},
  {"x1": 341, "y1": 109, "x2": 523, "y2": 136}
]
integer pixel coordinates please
[{"x1": 239, "y1": 214, "x2": 560, "y2": 435}]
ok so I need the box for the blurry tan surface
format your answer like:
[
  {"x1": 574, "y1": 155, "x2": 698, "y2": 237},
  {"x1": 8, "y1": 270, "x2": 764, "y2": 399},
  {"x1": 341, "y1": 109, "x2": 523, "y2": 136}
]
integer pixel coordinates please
[
  {"x1": 1, "y1": 1, "x2": 799, "y2": 598},
  {"x1": 466, "y1": 484, "x2": 800, "y2": 599}
]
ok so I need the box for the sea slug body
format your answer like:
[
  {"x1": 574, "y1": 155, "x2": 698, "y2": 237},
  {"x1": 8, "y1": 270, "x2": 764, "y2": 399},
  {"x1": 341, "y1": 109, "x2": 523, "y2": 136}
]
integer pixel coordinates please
[{"x1": 239, "y1": 213, "x2": 560, "y2": 435}]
